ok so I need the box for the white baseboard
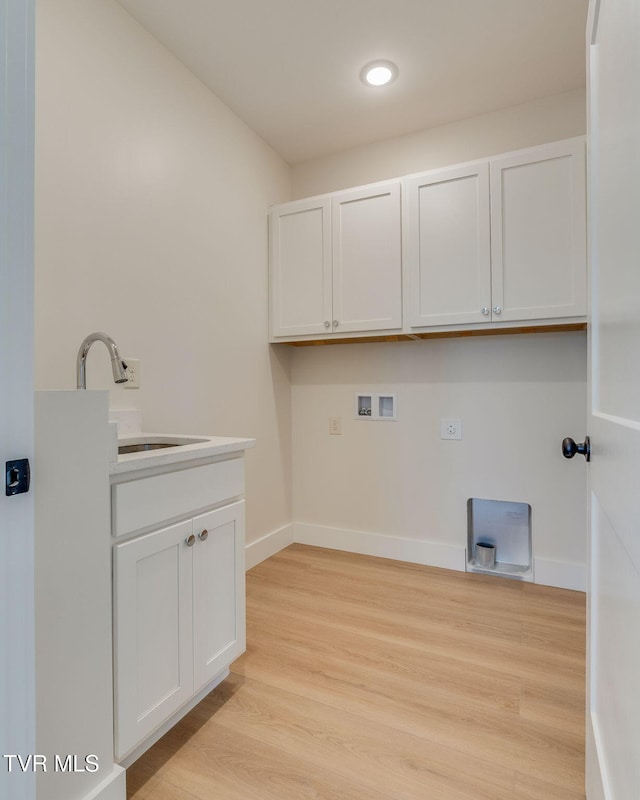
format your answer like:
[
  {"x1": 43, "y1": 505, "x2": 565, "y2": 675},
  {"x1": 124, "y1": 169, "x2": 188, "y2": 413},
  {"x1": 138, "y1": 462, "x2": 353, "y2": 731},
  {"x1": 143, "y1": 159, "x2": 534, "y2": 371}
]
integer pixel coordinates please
[
  {"x1": 293, "y1": 523, "x2": 466, "y2": 572},
  {"x1": 245, "y1": 524, "x2": 294, "y2": 570},
  {"x1": 533, "y1": 557, "x2": 586, "y2": 592},
  {"x1": 248, "y1": 522, "x2": 586, "y2": 593},
  {"x1": 82, "y1": 765, "x2": 126, "y2": 800}
]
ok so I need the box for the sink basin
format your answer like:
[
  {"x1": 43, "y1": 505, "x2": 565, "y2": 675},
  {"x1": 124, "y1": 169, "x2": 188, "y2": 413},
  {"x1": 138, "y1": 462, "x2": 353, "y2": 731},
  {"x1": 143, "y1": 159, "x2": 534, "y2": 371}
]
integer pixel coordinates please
[
  {"x1": 117, "y1": 435, "x2": 209, "y2": 455},
  {"x1": 118, "y1": 442, "x2": 180, "y2": 454},
  {"x1": 110, "y1": 431, "x2": 256, "y2": 474}
]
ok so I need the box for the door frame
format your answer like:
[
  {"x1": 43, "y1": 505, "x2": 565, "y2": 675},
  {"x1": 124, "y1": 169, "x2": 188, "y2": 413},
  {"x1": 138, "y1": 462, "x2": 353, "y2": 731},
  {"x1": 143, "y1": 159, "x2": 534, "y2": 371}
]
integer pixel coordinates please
[{"x1": 0, "y1": 1, "x2": 36, "y2": 798}]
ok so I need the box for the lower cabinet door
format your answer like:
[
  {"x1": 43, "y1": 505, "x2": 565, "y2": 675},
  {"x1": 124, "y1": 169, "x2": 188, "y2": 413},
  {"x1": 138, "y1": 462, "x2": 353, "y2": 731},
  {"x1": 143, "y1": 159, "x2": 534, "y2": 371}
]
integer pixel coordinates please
[
  {"x1": 113, "y1": 518, "x2": 194, "y2": 760},
  {"x1": 192, "y1": 501, "x2": 246, "y2": 691}
]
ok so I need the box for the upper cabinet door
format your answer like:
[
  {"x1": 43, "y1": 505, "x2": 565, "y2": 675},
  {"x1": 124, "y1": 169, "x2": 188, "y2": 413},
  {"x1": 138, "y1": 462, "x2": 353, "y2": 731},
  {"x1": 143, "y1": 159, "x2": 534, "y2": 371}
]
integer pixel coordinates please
[
  {"x1": 332, "y1": 182, "x2": 402, "y2": 333},
  {"x1": 490, "y1": 138, "x2": 587, "y2": 322},
  {"x1": 269, "y1": 197, "x2": 332, "y2": 338},
  {"x1": 404, "y1": 163, "x2": 491, "y2": 327}
]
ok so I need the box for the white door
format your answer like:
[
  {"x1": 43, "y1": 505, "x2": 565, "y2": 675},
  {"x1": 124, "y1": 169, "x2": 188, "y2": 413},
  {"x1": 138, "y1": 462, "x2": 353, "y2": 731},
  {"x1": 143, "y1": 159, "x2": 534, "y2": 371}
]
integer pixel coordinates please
[
  {"x1": 332, "y1": 182, "x2": 402, "y2": 333},
  {"x1": 192, "y1": 501, "x2": 246, "y2": 690},
  {"x1": 0, "y1": 1, "x2": 36, "y2": 799},
  {"x1": 585, "y1": 1, "x2": 640, "y2": 797},
  {"x1": 404, "y1": 163, "x2": 491, "y2": 327},
  {"x1": 113, "y1": 520, "x2": 195, "y2": 759}
]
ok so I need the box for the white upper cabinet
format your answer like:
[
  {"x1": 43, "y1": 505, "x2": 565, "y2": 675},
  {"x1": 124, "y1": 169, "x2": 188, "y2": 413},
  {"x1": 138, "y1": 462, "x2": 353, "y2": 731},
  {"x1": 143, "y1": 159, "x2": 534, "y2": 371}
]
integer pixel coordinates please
[
  {"x1": 404, "y1": 138, "x2": 587, "y2": 331},
  {"x1": 404, "y1": 162, "x2": 491, "y2": 327},
  {"x1": 269, "y1": 181, "x2": 402, "y2": 340},
  {"x1": 332, "y1": 183, "x2": 402, "y2": 333},
  {"x1": 490, "y1": 138, "x2": 587, "y2": 322},
  {"x1": 270, "y1": 138, "x2": 586, "y2": 342},
  {"x1": 269, "y1": 196, "x2": 332, "y2": 338}
]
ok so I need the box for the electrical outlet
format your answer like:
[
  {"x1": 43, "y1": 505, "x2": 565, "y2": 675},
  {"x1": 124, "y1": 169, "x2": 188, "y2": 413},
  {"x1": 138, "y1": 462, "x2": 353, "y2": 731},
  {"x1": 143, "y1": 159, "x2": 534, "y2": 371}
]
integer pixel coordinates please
[
  {"x1": 123, "y1": 358, "x2": 140, "y2": 389},
  {"x1": 329, "y1": 416, "x2": 342, "y2": 435},
  {"x1": 440, "y1": 418, "x2": 462, "y2": 440}
]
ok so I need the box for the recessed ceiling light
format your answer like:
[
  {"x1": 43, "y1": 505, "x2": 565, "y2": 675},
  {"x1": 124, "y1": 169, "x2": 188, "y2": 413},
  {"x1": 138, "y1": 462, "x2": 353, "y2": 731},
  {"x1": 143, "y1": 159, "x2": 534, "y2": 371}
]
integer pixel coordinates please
[{"x1": 360, "y1": 60, "x2": 398, "y2": 88}]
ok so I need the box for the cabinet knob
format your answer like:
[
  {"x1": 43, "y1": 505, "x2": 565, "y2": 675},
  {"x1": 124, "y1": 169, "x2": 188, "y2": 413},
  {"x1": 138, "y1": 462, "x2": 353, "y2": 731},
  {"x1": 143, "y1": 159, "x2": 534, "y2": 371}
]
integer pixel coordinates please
[
  {"x1": 324, "y1": 320, "x2": 330, "y2": 328},
  {"x1": 198, "y1": 529, "x2": 209, "y2": 542},
  {"x1": 332, "y1": 320, "x2": 339, "y2": 328},
  {"x1": 481, "y1": 307, "x2": 490, "y2": 316},
  {"x1": 185, "y1": 534, "x2": 196, "y2": 547},
  {"x1": 492, "y1": 306, "x2": 502, "y2": 315}
]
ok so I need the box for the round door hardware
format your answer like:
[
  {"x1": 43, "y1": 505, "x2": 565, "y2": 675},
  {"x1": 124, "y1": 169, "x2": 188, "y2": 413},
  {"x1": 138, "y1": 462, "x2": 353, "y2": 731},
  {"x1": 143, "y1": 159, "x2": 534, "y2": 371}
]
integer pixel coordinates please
[
  {"x1": 185, "y1": 534, "x2": 196, "y2": 547},
  {"x1": 562, "y1": 436, "x2": 591, "y2": 462},
  {"x1": 324, "y1": 320, "x2": 330, "y2": 328},
  {"x1": 492, "y1": 306, "x2": 502, "y2": 315},
  {"x1": 332, "y1": 320, "x2": 339, "y2": 328},
  {"x1": 198, "y1": 529, "x2": 209, "y2": 542},
  {"x1": 481, "y1": 307, "x2": 490, "y2": 316}
]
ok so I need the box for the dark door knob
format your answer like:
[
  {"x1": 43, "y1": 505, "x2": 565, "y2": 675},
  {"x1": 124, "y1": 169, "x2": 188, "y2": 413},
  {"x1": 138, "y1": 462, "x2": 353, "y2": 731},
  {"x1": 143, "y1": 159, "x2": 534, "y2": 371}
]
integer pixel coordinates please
[{"x1": 562, "y1": 436, "x2": 590, "y2": 462}]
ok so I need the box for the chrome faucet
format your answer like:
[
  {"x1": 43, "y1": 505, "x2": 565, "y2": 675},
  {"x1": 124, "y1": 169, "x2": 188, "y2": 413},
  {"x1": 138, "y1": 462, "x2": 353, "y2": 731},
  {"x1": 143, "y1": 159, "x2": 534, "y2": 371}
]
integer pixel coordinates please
[{"x1": 76, "y1": 332, "x2": 128, "y2": 390}]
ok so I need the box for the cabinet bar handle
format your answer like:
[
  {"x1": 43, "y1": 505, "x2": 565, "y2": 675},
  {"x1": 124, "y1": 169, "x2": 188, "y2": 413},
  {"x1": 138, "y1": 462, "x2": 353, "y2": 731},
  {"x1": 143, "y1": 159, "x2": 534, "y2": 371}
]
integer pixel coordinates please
[
  {"x1": 198, "y1": 529, "x2": 209, "y2": 542},
  {"x1": 185, "y1": 534, "x2": 196, "y2": 547}
]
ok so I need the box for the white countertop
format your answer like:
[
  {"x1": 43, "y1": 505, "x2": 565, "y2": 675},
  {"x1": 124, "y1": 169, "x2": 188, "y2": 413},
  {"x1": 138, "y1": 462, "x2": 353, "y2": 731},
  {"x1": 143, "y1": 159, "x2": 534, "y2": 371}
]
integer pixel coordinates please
[{"x1": 110, "y1": 431, "x2": 255, "y2": 476}]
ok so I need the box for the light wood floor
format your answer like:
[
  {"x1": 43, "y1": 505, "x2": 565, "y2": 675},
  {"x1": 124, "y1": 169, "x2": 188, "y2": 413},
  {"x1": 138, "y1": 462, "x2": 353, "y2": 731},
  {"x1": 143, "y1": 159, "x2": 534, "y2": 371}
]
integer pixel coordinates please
[{"x1": 127, "y1": 544, "x2": 586, "y2": 800}]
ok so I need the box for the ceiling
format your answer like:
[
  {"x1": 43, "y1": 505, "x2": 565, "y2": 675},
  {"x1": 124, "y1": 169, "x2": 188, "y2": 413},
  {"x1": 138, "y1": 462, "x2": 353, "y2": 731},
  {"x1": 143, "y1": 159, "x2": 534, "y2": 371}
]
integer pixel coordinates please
[{"x1": 115, "y1": 0, "x2": 588, "y2": 165}]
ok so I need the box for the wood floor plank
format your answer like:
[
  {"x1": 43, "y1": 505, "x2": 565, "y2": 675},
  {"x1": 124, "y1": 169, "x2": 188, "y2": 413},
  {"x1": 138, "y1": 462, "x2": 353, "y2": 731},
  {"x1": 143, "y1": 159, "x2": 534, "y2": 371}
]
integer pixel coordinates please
[
  {"x1": 201, "y1": 674, "x2": 517, "y2": 800},
  {"x1": 513, "y1": 771, "x2": 587, "y2": 800},
  {"x1": 127, "y1": 544, "x2": 586, "y2": 800}
]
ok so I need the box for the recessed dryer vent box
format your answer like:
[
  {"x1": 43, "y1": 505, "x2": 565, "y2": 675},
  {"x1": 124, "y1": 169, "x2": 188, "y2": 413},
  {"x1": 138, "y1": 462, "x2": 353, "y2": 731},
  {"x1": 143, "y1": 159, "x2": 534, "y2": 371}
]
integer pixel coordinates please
[
  {"x1": 355, "y1": 393, "x2": 397, "y2": 421},
  {"x1": 467, "y1": 497, "x2": 533, "y2": 581}
]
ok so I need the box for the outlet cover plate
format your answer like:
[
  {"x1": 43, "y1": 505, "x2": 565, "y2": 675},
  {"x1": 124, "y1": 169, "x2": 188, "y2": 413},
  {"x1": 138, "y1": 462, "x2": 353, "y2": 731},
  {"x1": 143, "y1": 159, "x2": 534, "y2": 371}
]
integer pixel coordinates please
[
  {"x1": 123, "y1": 358, "x2": 140, "y2": 389},
  {"x1": 440, "y1": 418, "x2": 462, "y2": 440}
]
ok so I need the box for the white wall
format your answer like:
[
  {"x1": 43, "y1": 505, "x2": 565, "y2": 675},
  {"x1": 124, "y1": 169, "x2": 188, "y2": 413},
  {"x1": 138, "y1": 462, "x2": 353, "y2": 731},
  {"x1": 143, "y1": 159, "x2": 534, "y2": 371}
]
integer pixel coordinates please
[
  {"x1": 290, "y1": 91, "x2": 588, "y2": 589},
  {"x1": 35, "y1": 0, "x2": 292, "y2": 546},
  {"x1": 292, "y1": 88, "x2": 586, "y2": 198},
  {"x1": 292, "y1": 334, "x2": 587, "y2": 585}
]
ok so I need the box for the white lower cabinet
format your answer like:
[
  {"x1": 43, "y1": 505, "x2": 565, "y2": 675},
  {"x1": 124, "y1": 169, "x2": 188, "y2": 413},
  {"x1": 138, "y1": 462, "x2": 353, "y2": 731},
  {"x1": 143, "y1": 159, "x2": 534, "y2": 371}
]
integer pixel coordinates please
[
  {"x1": 192, "y1": 504, "x2": 246, "y2": 689},
  {"x1": 113, "y1": 500, "x2": 245, "y2": 761}
]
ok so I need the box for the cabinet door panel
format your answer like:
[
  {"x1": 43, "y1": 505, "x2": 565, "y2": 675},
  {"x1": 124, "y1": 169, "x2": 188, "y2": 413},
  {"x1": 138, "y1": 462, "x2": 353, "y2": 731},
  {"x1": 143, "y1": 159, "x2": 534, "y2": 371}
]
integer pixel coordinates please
[
  {"x1": 405, "y1": 163, "x2": 491, "y2": 327},
  {"x1": 192, "y1": 501, "x2": 245, "y2": 690},
  {"x1": 490, "y1": 138, "x2": 587, "y2": 321},
  {"x1": 113, "y1": 519, "x2": 194, "y2": 760},
  {"x1": 270, "y1": 198, "x2": 332, "y2": 337},
  {"x1": 332, "y1": 182, "x2": 402, "y2": 332}
]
